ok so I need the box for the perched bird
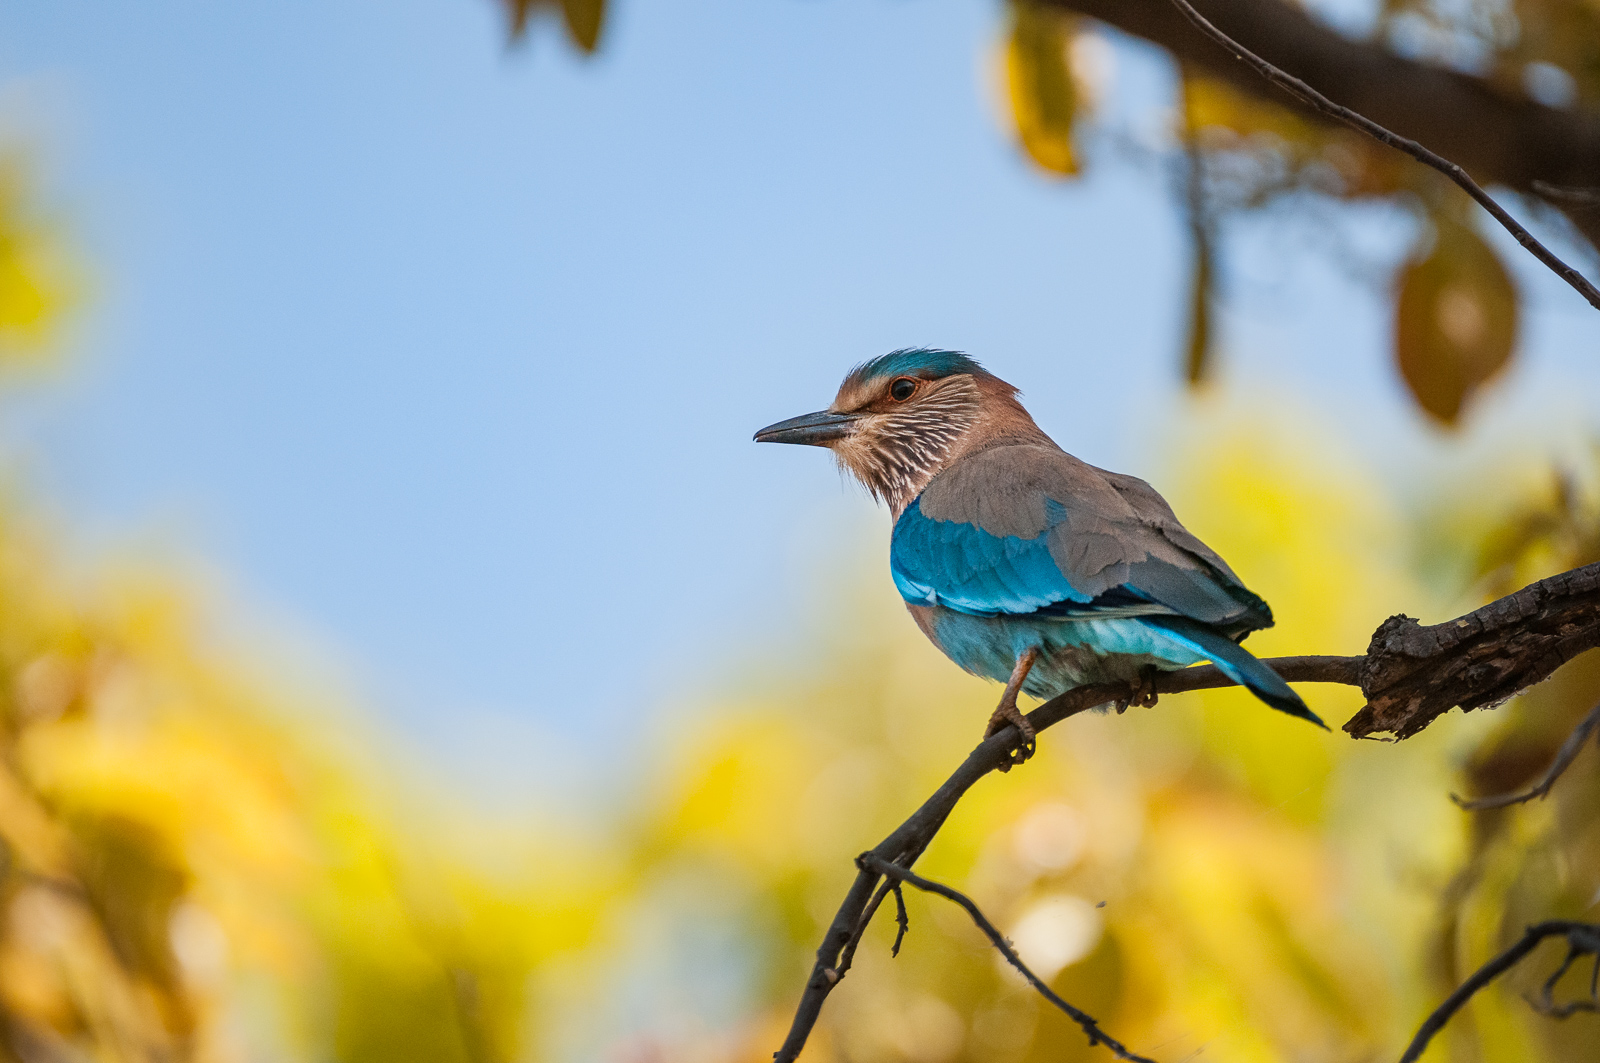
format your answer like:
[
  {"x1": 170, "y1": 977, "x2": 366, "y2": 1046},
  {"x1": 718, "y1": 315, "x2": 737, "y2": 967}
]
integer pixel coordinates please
[{"x1": 755, "y1": 348, "x2": 1324, "y2": 764}]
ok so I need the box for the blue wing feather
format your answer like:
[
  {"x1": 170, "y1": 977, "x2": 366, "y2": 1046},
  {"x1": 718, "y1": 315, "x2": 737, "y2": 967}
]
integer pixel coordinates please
[
  {"x1": 890, "y1": 495, "x2": 1262, "y2": 629},
  {"x1": 891, "y1": 499, "x2": 1086, "y2": 613},
  {"x1": 891, "y1": 456, "x2": 1317, "y2": 727}
]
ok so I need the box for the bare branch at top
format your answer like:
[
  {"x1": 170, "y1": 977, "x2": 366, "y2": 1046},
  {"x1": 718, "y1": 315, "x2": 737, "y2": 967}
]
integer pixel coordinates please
[
  {"x1": 1159, "y1": 0, "x2": 1600, "y2": 310},
  {"x1": 1041, "y1": 0, "x2": 1600, "y2": 251}
]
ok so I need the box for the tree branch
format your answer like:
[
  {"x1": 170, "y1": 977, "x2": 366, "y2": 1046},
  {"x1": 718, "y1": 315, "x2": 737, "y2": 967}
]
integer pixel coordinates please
[
  {"x1": 887, "y1": 879, "x2": 910, "y2": 958},
  {"x1": 774, "y1": 562, "x2": 1600, "y2": 1060},
  {"x1": 1350, "y1": 561, "x2": 1600, "y2": 738},
  {"x1": 1159, "y1": 0, "x2": 1600, "y2": 310},
  {"x1": 859, "y1": 854, "x2": 1158, "y2": 1063},
  {"x1": 1040, "y1": 0, "x2": 1600, "y2": 250},
  {"x1": 1398, "y1": 921, "x2": 1600, "y2": 1063},
  {"x1": 773, "y1": 656, "x2": 1360, "y2": 1061},
  {"x1": 1451, "y1": 699, "x2": 1600, "y2": 810}
]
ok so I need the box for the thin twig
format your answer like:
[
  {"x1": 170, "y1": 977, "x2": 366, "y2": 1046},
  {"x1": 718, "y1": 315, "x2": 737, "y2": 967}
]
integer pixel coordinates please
[
  {"x1": 860, "y1": 854, "x2": 1158, "y2": 1063},
  {"x1": 1453, "y1": 700, "x2": 1600, "y2": 810},
  {"x1": 1398, "y1": 921, "x2": 1600, "y2": 1063},
  {"x1": 1166, "y1": 0, "x2": 1600, "y2": 311},
  {"x1": 889, "y1": 882, "x2": 910, "y2": 958},
  {"x1": 837, "y1": 879, "x2": 896, "y2": 977},
  {"x1": 772, "y1": 655, "x2": 1363, "y2": 1062}
]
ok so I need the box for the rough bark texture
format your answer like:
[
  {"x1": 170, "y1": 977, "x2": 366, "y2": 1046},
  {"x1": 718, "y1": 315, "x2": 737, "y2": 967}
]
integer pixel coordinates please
[
  {"x1": 1349, "y1": 562, "x2": 1600, "y2": 738},
  {"x1": 1042, "y1": 0, "x2": 1600, "y2": 250}
]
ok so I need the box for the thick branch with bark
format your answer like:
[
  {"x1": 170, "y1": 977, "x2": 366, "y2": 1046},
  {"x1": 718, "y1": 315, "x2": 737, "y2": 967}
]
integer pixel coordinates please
[
  {"x1": 1350, "y1": 560, "x2": 1600, "y2": 738},
  {"x1": 1041, "y1": 0, "x2": 1600, "y2": 249},
  {"x1": 773, "y1": 562, "x2": 1600, "y2": 1060}
]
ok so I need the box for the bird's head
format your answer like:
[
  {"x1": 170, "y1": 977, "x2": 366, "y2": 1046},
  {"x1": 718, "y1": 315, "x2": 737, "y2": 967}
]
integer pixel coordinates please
[{"x1": 754, "y1": 348, "x2": 1029, "y2": 511}]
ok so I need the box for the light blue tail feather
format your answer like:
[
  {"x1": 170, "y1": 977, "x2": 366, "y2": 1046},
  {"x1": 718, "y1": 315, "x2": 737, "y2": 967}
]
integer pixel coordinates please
[{"x1": 1145, "y1": 616, "x2": 1327, "y2": 730}]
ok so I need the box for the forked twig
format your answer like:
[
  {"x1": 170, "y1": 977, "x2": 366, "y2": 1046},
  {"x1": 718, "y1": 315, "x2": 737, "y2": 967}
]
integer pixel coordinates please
[
  {"x1": 1166, "y1": 0, "x2": 1600, "y2": 311},
  {"x1": 836, "y1": 878, "x2": 897, "y2": 978},
  {"x1": 1453, "y1": 700, "x2": 1600, "y2": 810},
  {"x1": 1529, "y1": 938, "x2": 1600, "y2": 1018},
  {"x1": 1398, "y1": 921, "x2": 1600, "y2": 1063},
  {"x1": 859, "y1": 854, "x2": 1158, "y2": 1063}
]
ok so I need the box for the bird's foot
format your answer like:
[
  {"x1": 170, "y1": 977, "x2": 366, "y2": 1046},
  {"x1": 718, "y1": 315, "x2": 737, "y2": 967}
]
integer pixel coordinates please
[
  {"x1": 984, "y1": 647, "x2": 1041, "y2": 771},
  {"x1": 984, "y1": 697, "x2": 1036, "y2": 771},
  {"x1": 1115, "y1": 667, "x2": 1161, "y2": 713}
]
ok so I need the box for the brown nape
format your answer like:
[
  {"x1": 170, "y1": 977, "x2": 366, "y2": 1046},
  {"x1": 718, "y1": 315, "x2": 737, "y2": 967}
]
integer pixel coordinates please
[{"x1": 957, "y1": 373, "x2": 1052, "y2": 454}]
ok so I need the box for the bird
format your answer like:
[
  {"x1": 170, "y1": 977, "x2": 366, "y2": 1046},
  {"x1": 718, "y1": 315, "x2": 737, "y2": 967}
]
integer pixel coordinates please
[{"x1": 754, "y1": 347, "x2": 1325, "y2": 766}]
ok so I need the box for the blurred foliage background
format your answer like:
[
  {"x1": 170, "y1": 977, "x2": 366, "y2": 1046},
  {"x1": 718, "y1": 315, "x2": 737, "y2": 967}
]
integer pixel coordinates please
[
  {"x1": 2, "y1": 0, "x2": 1600, "y2": 1061},
  {"x1": 510, "y1": 0, "x2": 1598, "y2": 427},
  {"x1": 0, "y1": 156, "x2": 1597, "y2": 1062},
  {"x1": 1000, "y1": 0, "x2": 1595, "y2": 426}
]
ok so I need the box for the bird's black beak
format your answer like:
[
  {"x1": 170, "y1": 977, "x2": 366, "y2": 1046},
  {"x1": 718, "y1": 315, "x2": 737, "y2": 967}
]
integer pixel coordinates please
[{"x1": 753, "y1": 409, "x2": 859, "y2": 446}]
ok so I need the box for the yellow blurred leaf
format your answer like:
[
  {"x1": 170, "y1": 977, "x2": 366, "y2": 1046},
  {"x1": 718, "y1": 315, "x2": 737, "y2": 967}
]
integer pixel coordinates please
[
  {"x1": 71, "y1": 814, "x2": 190, "y2": 992},
  {"x1": 1182, "y1": 73, "x2": 1408, "y2": 198},
  {"x1": 1184, "y1": 72, "x2": 1314, "y2": 146},
  {"x1": 1005, "y1": 3, "x2": 1081, "y2": 178},
  {"x1": 1394, "y1": 215, "x2": 1519, "y2": 425},
  {"x1": 0, "y1": 158, "x2": 78, "y2": 364}
]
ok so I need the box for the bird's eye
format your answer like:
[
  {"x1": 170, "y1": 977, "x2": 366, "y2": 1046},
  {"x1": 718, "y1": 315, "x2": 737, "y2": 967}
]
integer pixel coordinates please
[{"x1": 889, "y1": 378, "x2": 917, "y2": 401}]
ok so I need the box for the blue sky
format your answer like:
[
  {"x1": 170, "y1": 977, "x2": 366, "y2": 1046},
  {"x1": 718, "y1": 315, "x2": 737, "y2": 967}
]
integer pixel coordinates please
[{"x1": 1, "y1": 0, "x2": 1597, "y2": 796}]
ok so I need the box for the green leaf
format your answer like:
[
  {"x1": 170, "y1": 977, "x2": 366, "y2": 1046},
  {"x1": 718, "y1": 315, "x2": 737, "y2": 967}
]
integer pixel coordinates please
[{"x1": 1394, "y1": 215, "x2": 1519, "y2": 425}]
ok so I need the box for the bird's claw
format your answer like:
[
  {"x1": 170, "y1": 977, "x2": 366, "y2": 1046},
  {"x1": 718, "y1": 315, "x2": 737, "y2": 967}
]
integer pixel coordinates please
[
  {"x1": 985, "y1": 646, "x2": 1041, "y2": 771},
  {"x1": 1117, "y1": 669, "x2": 1161, "y2": 713},
  {"x1": 984, "y1": 699, "x2": 1036, "y2": 771}
]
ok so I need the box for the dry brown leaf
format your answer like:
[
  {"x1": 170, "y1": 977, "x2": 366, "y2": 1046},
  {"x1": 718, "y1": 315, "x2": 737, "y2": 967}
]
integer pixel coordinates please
[
  {"x1": 501, "y1": 0, "x2": 605, "y2": 52},
  {"x1": 1394, "y1": 215, "x2": 1519, "y2": 425},
  {"x1": 502, "y1": 0, "x2": 541, "y2": 38},
  {"x1": 560, "y1": 0, "x2": 605, "y2": 52}
]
